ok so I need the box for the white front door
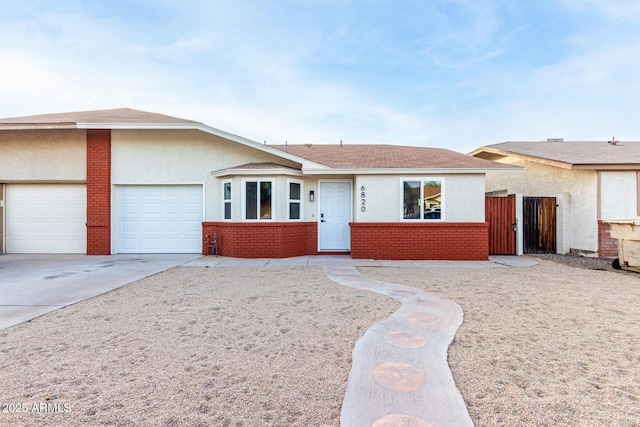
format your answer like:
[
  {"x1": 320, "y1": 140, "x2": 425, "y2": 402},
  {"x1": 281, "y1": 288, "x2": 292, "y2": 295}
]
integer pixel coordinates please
[{"x1": 319, "y1": 182, "x2": 351, "y2": 251}]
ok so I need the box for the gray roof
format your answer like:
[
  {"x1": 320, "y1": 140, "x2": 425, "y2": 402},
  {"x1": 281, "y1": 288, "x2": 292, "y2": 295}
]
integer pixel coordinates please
[
  {"x1": 470, "y1": 140, "x2": 640, "y2": 170},
  {"x1": 273, "y1": 144, "x2": 516, "y2": 170},
  {"x1": 0, "y1": 108, "x2": 200, "y2": 127}
]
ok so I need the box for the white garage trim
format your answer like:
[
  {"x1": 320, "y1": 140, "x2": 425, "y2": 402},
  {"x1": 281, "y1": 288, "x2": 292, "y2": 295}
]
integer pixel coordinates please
[
  {"x1": 114, "y1": 184, "x2": 203, "y2": 254},
  {"x1": 6, "y1": 184, "x2": 87, "y2": 254}
]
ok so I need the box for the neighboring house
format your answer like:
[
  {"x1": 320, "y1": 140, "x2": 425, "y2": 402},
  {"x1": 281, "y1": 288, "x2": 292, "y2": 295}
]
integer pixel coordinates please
[
  {"x1": 0, "y1": 108, "x2": 518, "y2": 260},
  {"x1": 470, "y1": 140, "x2": 640, "y2": 257}
]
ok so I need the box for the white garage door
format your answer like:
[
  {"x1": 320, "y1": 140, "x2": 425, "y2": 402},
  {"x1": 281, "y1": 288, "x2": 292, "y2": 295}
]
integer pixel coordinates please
[
  {"x1": 115, "y1": 185, "x2": 203, "y2": 253},
  {"x1": 6, "y1": 184, "x2": 87, "y2": 254}
]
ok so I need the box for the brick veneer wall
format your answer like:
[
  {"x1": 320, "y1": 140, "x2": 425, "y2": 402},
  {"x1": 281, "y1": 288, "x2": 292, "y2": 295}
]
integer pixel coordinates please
[
  {"x1": 598, "y1": 220, "x2": 619, "y2": 258},
  {"x1": 202, "y1": 222, "x2": 318, "y2": 258},
  {"x1": 350, "y1": 222, "x2": 489, "y2": 260},
  {"x1": 86, "y1": 129, "x2": 111, "y2": 255}
]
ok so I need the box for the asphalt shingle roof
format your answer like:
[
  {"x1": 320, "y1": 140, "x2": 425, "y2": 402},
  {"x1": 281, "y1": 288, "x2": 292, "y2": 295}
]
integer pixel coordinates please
[
  {"x1": 273, "y1": 144, "x2": 513, "y2": 170},
  {"x1": 0, "y1": 108, "x2": 199, "y2": 126},
  {"x1": 0, "y1": 107, "x2": 517, "y2": 171},
  {"x1": 474, "y1": 141, "x2": 640, "y2": 167}
]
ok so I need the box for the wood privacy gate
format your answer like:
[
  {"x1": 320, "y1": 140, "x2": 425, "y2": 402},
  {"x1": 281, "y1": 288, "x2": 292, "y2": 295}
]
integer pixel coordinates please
[
  {"x1": 523, "y1": 197, "x2": 556, "y2": 254},
  {"x1": 485, "y1": 197, "x2": 516, "y2": 255}
]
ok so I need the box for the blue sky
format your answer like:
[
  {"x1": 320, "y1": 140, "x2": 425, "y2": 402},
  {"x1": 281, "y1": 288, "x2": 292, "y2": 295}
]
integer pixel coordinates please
[{"x1": 1, "y1": 0, "x2": 640, "y2": 153}]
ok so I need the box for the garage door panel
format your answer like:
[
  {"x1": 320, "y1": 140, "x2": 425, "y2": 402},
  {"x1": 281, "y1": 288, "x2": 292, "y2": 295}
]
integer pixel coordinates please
[
  {"x1": 7, "y1": 185, "x2": 87, "y2": 254},
  {"x1": 116, "y1": 185, "x2": 203, "y2": 253}
]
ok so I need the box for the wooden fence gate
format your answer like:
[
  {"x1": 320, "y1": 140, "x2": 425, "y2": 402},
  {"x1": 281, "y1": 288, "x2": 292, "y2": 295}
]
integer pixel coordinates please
[
  {"x1": 523, "y1": 197, "x2": 556, "y2": 254},
  {"x1": 485, "y1": 197, "x2": 516, "y2": 255}
]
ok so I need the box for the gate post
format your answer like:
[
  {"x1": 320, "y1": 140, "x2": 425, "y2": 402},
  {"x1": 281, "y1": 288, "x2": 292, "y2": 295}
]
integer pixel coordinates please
[{"x1": 515, "y1": 194, "x2": 524, "y2": 255}]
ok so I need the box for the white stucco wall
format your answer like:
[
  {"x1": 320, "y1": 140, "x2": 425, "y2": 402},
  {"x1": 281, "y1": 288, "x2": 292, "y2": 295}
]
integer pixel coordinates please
[
  {"x1": 484, "y1": 158, "x2": 598, "y2": 253},
  {"x1": 111, "y1": 129, "x2": 302, "y2": 222},
  {"x1": 353, "y1": 174, "x2": 486, "y2": 223},
  {"x1": 0, "y1": 129, "x2": 86, "y2": 182},
  {"x1": 600, "y1": 172, "x2": 638, "y2": 220}
]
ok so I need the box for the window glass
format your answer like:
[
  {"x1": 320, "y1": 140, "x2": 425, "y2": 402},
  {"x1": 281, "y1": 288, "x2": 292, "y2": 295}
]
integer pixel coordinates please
[
  {"x1": 423, "y1": 180, "x2": 441, "y2": 219},
  {"x1": 403, "y1": 181, "x2": 421, "y2": 220},
  {"x1": 403, "y1": 179, "x2": 442, "y2": 220},
  {"x1": 246, "y1": 181, "x2": 258, "y2": 220},
  {"x1": 223, "y1": 182, "x2": 232, "y2": 220},
  {"x1": 289, "y1": 182, "x2": 301, "y2": 220},
  {"x1": 289, "y1": 203, "x2": 300, "y2": 220},
  {"x1": 224, "y1": 182, "x2": 231, "y2": 200},
  {"x1": 259, "y1": 182, "x2": 272, "y2": 219},
  {"x1": 289, "y1": 182, "x2": 301, "y2": 200}
]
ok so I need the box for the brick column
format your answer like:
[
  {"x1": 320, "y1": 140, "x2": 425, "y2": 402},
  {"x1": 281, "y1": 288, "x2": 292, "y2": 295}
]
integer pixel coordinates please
[
  {"x1": 86, "y1": 129, "x2": 111, "y2": 255},
  {"x1": 598, "y1": 220, "x2": 618, "y2": 258}
]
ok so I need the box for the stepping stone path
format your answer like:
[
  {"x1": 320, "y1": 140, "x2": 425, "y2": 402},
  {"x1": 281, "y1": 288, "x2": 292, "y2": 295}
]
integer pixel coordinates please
[{"x1": 323, "y1": 265, "x2": 473, "y2": 427}]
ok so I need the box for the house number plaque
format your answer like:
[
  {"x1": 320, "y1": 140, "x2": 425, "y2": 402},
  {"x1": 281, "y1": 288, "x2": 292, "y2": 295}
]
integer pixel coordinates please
[{"x1": 360, "y1": 185, "x2": 366, "y2": 212}]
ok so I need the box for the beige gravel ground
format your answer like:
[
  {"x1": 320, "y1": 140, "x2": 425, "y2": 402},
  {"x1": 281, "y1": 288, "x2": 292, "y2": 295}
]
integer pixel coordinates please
[
  {"x1": 362, "y1": 259, "x2": 640, "y2": 427},
  {"x1": 1, "y1": 259, "x2": 639, "y2": 426},
  {"x1": 0, "y1": 267, "x2": 397, "y2": 426}
]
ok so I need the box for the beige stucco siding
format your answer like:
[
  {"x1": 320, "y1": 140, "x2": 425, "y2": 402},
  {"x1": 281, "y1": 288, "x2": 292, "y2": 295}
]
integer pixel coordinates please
[
  {"x1": 0, "y1": 129, "x2": 86, "y2": 182},
  {"x1": 485, "y1": 158, "x2": 598, "y2": 253},
  {"x1": 353, "y1": 174, "x2": 486, "y2": 222},
  {"x1": 111, "y1": 129, "x2": 301, "y2": 222}
]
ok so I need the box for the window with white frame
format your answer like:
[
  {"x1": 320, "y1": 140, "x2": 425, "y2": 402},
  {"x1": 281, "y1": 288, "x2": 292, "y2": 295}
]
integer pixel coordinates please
[
  {"x1": 244, "y1": 179, "x2": 274, "y2": 220},
  {"x1": 403, "y1": 178, "x2": 443, "y2": 220},
  {"x1": 288, "y1": 180, "x2": 302, "y2": 220},
  {"x1": 223, "y1": 181, "x2": 232, "y2": 220}
]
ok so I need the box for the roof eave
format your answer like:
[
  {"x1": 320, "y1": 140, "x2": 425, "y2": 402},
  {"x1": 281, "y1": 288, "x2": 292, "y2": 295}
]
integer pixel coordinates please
[
  {"x1": 301, "y1": 167, "x2": 523, "y2": 175},
  {"x1": 212, "y1": 168, "x2": 304, "y2": 178},
  {"x1": 470, "y1": 147, "x2": 574, "y2": 170},
  {"x1": 572, "y1": 164, "x2": 640, "y2": 171},
  {"x1": 0, "y1": 123, "x2": 78, "y2": 130}
]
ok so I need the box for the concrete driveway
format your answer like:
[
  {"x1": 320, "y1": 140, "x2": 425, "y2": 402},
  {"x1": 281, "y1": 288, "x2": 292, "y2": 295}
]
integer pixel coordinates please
[{"x1": 0, "y1": 254, "x2": 201, "y2": 331}]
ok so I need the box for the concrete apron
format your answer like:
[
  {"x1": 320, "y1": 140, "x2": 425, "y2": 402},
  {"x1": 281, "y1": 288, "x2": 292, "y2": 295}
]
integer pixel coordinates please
[{"x1": 324, "y1": 265, "x2": 473, "y2": 427}]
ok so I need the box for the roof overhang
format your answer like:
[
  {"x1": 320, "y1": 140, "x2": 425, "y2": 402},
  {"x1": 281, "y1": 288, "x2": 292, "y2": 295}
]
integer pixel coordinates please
[
  {"x1": 299, "y1": 167, "x2": 523, "y2": 175},
  {"x1": 0, "y1": 123, "x2": 78, "y2": 130},
  {"x1": 470, "y1": 147, "x2": 574, "y2": 170},
  {"x1": 212, "y1": 168, "x2": 304, "y2": 178}
]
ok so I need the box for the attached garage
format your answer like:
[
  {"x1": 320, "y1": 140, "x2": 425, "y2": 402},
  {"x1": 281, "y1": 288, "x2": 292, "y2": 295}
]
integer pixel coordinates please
[
  {"x1": 114, "y1": 185, "x2": 203, "y2": 253},
  {"x1": 6, "y1": 184, "x2": 87, "y2": 253}
]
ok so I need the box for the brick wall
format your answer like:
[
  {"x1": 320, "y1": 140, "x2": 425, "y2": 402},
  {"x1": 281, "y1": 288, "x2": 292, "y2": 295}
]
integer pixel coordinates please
[
  {"x1": 202, "y1": 222, "x2": 318, "y2": 258},
  {"x1": 86, "y1": 129, "x2": 111, "y2": 255},
  {"x1": 350, "y1": 222, "x2": 489, "y2": 260},
  {"x1": 598, "y1": 220, "x2": 619, "y2": 258}
]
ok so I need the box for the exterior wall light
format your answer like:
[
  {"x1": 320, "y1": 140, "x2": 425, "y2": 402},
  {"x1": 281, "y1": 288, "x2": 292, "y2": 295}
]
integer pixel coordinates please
[{"x1": 309, "y1": 190, "x2": 315, "y2": 202}]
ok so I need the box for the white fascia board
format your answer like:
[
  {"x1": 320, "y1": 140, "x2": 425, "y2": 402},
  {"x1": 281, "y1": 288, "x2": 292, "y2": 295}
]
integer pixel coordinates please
[
  {"x1": 0, "y1": 124, "x2": 78, "y2": 130},
  {"x1": 300, "y1": 167, "x2": 524, "y2": 175},
  {"x1": 78, "y1": 122, "x2": 331, "y2": 171}
]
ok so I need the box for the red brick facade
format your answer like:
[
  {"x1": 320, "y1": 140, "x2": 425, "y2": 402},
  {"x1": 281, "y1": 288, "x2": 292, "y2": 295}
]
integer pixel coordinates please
[
  {"x1": 202, "y1": 222, "x2": 318, "y2": 258},
  {"x1": 202, "y1": 221, "x2": 489, "y2": 260},
  {"x1": 350, "y1": 222, "x2": 489, "y2": 260},
  {"x1": 598, "y1": 220, "x2": 619, "y2": 258},
  {"x1": 86, "y1": 129, "x2": 111, "y2": 255}
]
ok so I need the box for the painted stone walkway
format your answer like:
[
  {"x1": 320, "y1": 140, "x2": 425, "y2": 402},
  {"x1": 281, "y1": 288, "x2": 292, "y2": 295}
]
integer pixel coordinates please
[{"x1": 323, "y1": 265, "x2": 473, "y2": 427}]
